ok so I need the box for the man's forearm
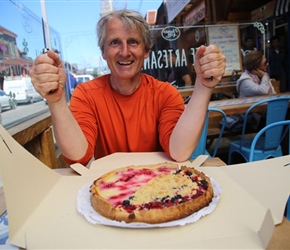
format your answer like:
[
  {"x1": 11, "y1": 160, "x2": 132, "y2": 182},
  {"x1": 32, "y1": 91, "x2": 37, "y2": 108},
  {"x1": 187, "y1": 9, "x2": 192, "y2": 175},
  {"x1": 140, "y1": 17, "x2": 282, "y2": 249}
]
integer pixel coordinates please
[
  {"x1": 49, "y1": 96, "x2": 88, "y2": 161},
  {"x1": 169, "y1": 81, "x2": 212, "y2": 162}
]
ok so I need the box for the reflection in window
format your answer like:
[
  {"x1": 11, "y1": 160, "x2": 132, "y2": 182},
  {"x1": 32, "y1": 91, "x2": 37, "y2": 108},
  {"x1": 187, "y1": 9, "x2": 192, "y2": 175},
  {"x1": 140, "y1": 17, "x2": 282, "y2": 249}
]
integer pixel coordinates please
[{"x1": 0, "y1": 1, "x2": 61, "y2": 80}]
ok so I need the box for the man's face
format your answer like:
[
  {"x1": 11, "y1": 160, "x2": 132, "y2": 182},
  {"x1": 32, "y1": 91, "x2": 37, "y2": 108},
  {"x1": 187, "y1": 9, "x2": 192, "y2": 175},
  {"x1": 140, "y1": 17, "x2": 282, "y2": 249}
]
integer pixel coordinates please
[
  {"x1": 246, "y1": 39, "x2": 254, "y2": 48},
  {"x1": 102, "y1": 17, "x2": 149, "y2": 81},
  {"x1": 271, "y1": 39, "x2": 280, "y2": 49}
]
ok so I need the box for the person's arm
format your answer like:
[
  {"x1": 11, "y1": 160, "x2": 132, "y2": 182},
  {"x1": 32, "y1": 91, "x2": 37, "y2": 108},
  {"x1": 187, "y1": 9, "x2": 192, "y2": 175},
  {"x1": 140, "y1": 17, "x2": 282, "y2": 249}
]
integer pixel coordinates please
[
  {"x1": 241, "y1": 70, "x2": 273, "y2": 96},
  {"x1": 261, "y1": 74, "x2": 276, "y2": 95},
  {"x1": 182, "y1": 74, "x2": 192, "y2": 86},
  {"x1": 269, "y1": 79, "x2": 277, "y2": 94},
  {"x1": 30, "y1": 50, "x2": 88, "y2": 162},
  {"x1": 169, "y1": 45, "x2": 226, "y2": 162}
]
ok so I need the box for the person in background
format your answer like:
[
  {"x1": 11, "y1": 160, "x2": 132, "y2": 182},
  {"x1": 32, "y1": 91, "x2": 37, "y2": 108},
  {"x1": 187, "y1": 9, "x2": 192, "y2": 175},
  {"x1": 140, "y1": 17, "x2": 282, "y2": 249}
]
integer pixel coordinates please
[
  {"x1": 166, "y1": 50, "x2": 192, "y2": 87},
  {"x1": 237, "y1": 50, "x2": 276, "y2": 97},
  {"x1": 241, "y1": 36, "x2": 257, "y2": 71},
  {"x1": 65, "y1": 71, "x2": 77, "y2": 101},
  {"x1": 268, "y1": 35, "x2": 288, "y2": 92},
  {"x1": 0, "y1": 73, "x2": 4, "y2": 90},
  {"x1": 30, "y1": 9, "x2": 226, "y2": 167}
]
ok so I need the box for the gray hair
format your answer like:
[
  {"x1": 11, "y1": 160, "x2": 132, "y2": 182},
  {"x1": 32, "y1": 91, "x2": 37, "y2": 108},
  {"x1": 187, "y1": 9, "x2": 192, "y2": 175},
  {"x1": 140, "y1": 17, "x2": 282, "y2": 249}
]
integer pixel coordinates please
[{"x1": 97, "y1": 9, "x2": 153, "y2": 52}]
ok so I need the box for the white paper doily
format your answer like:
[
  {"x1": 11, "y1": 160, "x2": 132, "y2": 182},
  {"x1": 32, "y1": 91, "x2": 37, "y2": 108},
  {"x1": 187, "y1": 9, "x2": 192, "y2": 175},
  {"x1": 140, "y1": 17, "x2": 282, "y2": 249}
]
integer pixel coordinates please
[{"x1": 77, "y1": 178, "x2": 222, "y2": 228}]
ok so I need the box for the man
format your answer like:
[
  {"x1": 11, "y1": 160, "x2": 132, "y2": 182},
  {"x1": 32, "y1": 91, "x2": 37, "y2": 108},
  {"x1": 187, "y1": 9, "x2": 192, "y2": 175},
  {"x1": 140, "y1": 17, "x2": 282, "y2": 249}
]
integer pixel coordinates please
[
  {"x1": 30, "y1": 9, "x2": 226, "y2": 167},
  {"x1": 65, "y1": 71, "x2": 77, "y2": 101},
  {"x1": 268, "y1": 35, "x2": 288, "y2": 92},
  {"x1": 241, "y1": 36, "x2": 257, "y2": 71}
]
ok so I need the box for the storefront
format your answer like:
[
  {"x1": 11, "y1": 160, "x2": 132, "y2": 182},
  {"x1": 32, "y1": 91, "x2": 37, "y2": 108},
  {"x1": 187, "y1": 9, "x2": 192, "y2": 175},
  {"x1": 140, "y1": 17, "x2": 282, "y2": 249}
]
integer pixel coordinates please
[{"x1": 148, "y1": 0, "x2": 289, "y2": 87}]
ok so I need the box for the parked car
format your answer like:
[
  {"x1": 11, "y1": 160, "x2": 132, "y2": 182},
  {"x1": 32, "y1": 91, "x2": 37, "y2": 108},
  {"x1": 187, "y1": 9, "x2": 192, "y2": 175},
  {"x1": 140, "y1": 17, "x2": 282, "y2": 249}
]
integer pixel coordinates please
[
  {"x1": 75, "y1": 75, "x2": 94, "y2": 84},
  {"x1": 4, "y1": 77, "x2": 43, "y2": 104},
  {"x1": 0, "y1": 90, "x2": 17, "y2": 113}
]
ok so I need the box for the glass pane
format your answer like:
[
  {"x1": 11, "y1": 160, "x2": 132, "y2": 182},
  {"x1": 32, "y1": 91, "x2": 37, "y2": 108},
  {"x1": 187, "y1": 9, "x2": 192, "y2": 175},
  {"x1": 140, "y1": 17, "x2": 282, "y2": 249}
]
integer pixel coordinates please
[{"x1": 0, "y1": 0, "x2": 61, "y2": 78}]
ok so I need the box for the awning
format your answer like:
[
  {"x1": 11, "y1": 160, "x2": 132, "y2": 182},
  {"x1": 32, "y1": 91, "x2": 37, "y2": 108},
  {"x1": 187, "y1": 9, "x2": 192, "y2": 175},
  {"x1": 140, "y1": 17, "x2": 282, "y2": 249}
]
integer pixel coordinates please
[{"x1": 275, "y1": 0, "x2": 290, "y2": 16}]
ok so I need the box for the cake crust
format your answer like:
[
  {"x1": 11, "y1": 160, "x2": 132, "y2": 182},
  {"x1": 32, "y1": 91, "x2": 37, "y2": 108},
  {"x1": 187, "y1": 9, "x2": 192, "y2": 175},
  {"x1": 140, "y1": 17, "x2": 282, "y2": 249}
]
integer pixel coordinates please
[{"x1": 90, "y1": 163, "x2": 213, "y2": 224}]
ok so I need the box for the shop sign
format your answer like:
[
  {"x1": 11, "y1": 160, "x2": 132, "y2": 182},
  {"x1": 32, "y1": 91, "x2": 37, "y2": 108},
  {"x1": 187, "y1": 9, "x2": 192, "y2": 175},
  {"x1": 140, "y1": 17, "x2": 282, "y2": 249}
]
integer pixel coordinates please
[
  {"x1": 143, "y1": 48, "x2": 195, "y2": 71},
  {"x1": 184, "y1": 0, "x2": 205, "y2": 26},
  {"x1": 161, "y1": 26, "x2": 181, "y2": 41}
]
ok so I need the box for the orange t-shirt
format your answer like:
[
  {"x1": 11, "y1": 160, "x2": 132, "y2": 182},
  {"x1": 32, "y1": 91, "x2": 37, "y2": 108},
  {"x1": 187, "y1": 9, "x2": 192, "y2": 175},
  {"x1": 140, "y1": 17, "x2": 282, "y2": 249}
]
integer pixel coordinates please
[{"x1": 67, "y1": 73, "x2": 184, "y2": 165}]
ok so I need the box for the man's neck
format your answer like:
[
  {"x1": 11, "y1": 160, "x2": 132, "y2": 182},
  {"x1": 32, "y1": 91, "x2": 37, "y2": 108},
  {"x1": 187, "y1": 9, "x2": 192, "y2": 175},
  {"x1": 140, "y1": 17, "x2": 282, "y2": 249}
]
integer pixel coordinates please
[{"x1": 110, "y1": 75, "x2": 142, "y2": 95}]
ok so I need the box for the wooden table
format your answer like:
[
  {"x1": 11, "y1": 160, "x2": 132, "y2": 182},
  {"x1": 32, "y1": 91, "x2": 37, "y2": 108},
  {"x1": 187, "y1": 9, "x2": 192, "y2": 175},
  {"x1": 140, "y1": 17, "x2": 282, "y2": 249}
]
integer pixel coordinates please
[
  {"x1": 179, "y1": 79, "x2": 280, "y2": 99},
  {"x1": 206, "y1": 92, "x2": 290, "y2": 138},
  {"x1": 178, "y1": 82, "x2": 237, "y2": 98},
  {"x1": 6, "y1": 111, "x2": 69, "y2": 169},
  {"x1": 267, "y1": 217, "x2": 290, "y2": 249},
  {"x1": 209, "y1": 92, "x2": 290, "y2": 116}
]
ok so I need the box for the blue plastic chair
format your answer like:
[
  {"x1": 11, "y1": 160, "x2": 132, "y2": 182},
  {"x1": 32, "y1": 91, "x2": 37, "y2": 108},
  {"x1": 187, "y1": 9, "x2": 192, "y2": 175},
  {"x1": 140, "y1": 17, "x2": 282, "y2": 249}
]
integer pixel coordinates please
[
  {"x1": 236, "y1": 120, "x2": 290, "y2": 221},
  {"x1": 189, "y1": 107, "x2": 227, "y2": 160},
  {"x1": 286, "y1": 196, "x2": 290, "y2": 220},
  {"x1": 228, "y1": 97, "x2": 290, "y2": 164}
]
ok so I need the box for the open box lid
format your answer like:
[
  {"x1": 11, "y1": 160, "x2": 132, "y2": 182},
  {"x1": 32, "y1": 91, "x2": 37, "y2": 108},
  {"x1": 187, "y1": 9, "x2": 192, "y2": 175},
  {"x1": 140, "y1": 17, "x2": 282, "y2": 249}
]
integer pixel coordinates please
[
  {"x1": 219, "y1": 157, "x2": 290, "y2": 225},
  {"x1": 0, "y1": 124, "x2": 289, "y2": 249},
  {"x1": 0, "y1": 125, "x2": 62, "y2": 247}
]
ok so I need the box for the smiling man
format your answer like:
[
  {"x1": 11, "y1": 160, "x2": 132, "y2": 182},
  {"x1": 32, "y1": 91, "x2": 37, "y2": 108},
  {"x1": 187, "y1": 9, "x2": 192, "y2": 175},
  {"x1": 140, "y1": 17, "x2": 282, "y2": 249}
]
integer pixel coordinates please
[{"x1": 30, "y1": 9, "x2": 226, "y2": 167}]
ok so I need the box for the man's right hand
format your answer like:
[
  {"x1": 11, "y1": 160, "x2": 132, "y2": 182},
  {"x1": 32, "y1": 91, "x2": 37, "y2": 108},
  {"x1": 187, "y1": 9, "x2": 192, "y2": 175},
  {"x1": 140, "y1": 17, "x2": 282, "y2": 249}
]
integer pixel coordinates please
[{"x1": 30, "y1": 50, "x2": 66, "y2": 103}]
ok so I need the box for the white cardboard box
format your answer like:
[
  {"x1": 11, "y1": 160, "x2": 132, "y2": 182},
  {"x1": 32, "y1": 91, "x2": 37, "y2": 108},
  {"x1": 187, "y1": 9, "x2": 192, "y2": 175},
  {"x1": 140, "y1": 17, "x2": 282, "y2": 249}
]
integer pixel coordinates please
[{"x1": 0, "y1": 124, "x2": 290, "y2": 249}]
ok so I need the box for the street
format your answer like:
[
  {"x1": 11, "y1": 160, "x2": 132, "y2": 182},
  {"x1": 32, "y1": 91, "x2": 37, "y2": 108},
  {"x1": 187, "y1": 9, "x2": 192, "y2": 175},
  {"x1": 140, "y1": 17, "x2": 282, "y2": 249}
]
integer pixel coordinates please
[{"x1": 0, "y1": 100, "x2": 49, "y2": 129}]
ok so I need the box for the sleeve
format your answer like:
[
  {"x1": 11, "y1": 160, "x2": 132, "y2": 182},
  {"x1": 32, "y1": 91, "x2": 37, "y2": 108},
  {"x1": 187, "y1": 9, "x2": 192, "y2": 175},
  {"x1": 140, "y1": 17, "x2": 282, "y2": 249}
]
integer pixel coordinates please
[
  {"x1": 238, "y1": 76, "x2": 270, "y2": 96},
  {"x1": 261, "y1": 74, "x2": 276, "y2": 94},
  {"x1": 269, "y1": 80, "x2": 277, "y2": 94},
  {"x1": 157, "y1": 84, "x2": 184, "y2": 158}
]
